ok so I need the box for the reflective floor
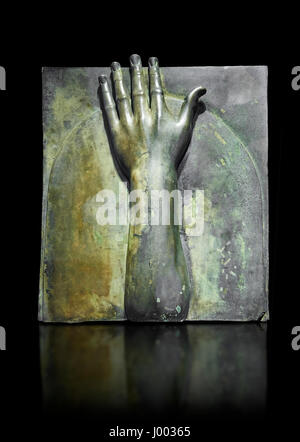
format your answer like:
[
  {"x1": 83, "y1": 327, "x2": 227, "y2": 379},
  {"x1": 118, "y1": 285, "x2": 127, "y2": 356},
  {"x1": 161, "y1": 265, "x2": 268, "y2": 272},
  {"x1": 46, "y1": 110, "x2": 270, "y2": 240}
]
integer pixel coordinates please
[{"x1": 39, "y1": 323, "x2": 267, "y2": 422}]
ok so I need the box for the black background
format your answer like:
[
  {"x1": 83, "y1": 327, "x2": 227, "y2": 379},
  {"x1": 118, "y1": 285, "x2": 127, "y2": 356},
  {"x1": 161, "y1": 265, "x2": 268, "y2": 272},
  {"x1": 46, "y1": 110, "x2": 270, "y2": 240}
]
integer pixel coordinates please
[{"x1": 0, "y1": 28, "x2": 299, "y2": 439}]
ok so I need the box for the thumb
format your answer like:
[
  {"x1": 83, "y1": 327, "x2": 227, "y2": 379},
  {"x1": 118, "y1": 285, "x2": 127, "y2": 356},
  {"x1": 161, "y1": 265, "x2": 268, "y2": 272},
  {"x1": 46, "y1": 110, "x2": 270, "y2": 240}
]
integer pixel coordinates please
[{"x1": 178, "y1": 86, "x2": 206, "y2": 127}]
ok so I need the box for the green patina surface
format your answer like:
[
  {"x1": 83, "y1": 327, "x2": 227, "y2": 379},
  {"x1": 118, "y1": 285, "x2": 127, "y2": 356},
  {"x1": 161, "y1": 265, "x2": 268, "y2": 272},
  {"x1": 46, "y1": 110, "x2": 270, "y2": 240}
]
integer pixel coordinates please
[{"x1": 40, "y1": 67, "x2": 268, "y2": 322}]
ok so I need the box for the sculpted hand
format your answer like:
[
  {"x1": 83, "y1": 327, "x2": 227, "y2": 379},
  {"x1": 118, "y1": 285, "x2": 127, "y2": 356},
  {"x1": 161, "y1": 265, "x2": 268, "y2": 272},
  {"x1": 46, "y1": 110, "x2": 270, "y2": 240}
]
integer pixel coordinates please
[
  {"x1": 98, "y1": 54, "x2": 206, "y2": 322},
  {"x1": 98, "y1": 54, "x2": 206, "y2": 180}
]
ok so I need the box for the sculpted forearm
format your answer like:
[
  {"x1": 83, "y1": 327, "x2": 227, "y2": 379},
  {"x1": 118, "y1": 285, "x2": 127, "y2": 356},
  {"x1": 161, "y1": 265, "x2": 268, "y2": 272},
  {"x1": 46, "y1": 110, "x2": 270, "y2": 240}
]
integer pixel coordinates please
[{"x1": 126, "y1": 160, "x2": 188, "y2": 321}]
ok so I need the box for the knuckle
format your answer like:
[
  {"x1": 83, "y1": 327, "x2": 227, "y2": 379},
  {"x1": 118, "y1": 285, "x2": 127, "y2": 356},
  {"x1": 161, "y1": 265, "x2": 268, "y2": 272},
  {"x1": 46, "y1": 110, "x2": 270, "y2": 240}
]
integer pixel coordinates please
[
  {"x1": 132, "y1": 91, "x2": 146, "y2": 98},
  {"x1": 150, "y1": 69, "x2": 160, "y2": 77},
  {"x1": 116, "y1": 96, "x2": 129, "y2": 103},
  {"x1": 132, "y1": 67, "x2": 143, "y2": 74},
  {"x1": 151, "y1": 89, "x2": 163, "y2": 95}
]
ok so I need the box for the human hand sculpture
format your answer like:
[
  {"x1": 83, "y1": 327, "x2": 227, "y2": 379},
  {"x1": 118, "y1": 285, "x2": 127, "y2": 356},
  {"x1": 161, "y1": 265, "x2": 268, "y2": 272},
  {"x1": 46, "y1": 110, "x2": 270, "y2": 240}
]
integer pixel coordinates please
[{"x1": 98, "y1": 54, "x2": 206, "y2": 321}]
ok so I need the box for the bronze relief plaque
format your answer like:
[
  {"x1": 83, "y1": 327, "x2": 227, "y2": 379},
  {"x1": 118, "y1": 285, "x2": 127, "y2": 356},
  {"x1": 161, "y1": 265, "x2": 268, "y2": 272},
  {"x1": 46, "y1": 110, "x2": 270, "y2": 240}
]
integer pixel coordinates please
[{"x1": 39, "y1": 59, "x2": 268, "y2": 322}]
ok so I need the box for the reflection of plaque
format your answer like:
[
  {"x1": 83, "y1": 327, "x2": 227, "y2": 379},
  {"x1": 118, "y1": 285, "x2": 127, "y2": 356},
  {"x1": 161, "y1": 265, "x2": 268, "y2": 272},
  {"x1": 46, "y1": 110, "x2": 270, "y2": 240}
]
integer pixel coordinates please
[
  {"x1": 40, "y1": 324, "x2": 267, "y2": 420},
  {"x1": 40, "y1": 65, "x2": 268, "y2": 322}
]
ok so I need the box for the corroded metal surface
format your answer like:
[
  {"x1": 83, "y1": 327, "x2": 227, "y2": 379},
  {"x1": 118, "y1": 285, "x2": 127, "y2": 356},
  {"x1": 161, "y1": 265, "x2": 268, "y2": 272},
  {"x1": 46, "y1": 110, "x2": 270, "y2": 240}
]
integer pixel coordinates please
[{"x1": 39, "y1": 64, "x2": 268, "y2": 322}]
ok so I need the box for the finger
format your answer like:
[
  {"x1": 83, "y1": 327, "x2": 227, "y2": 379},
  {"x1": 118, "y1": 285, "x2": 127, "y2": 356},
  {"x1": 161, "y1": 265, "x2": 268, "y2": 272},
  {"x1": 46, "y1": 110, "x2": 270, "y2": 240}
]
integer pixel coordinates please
[
  {"x1": 129, "y1": 54, "x2": 148, "y2": 118},
  {"x1": 148, "y1": 57, "x2": 166, "y2": 117},
  {"x1": 98, "y1": 75, "x2": 119, "y2": 130},
  {"x1": 111, "y1": 62, "x2": 133, "y2": 124},
  {"x1": 178, "y1": 86, "x2": 207, "y2": 127}
]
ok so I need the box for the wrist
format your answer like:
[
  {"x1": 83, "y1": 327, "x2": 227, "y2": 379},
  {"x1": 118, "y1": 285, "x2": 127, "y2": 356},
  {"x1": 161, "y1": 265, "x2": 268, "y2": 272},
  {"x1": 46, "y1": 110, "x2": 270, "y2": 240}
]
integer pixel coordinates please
[{"x1": 130, "y1": 156, "x2": 177, "y2": 191}]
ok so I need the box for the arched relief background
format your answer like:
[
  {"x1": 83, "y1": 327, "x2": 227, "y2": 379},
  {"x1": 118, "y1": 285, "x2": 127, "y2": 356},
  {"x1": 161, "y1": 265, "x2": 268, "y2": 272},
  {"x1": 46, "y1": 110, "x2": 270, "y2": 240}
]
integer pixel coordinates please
[{"x1": 39, "y1": 66, "x2": 268, "y2": 322}]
